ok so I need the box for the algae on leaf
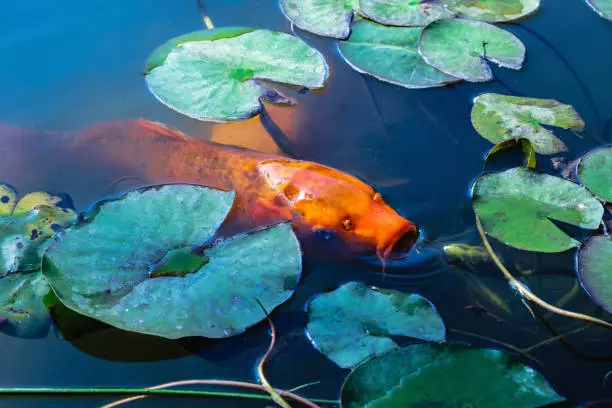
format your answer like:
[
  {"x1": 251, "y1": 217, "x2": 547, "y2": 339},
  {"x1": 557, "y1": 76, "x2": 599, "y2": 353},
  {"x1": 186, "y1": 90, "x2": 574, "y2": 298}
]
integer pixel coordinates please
[
  {"x1": 306, "y1": 282, "x2": 445, "y2": 369},
  {"x1": 445, "y1": 0, "x2": 540, "y2": 22},
  {"x1": 418, "y1": 19, "x2": 525, "y2": 82},
  {"x1": 586, "y1": 0, "x2": 612, "y2": 21},
  {"x1": 341, "y1": 344, "x2": 564, "y2": 408},
  {"x1": 146, "y1": 28, "x2": 328, "y2": 122},
  {"x1": 472, "y1": 93, "x2": 585, "y2": 155},
  {"x1": 338, "y1": 20, "x2": 459, "y2": 89},
  {"x1": 43, "y1": 185, "x2": 303, "y2": 339},
  {"x1": 578, "y1": 146, "x2": 612, "y2": 202},
  {"x1": 472, "y1": 167, "x2": 603, "y2": 253},
  {"x1": 359, "y1": 0, "x2": 455, "y2": 27},
  {"x1": 577, "y1": 236, "x2": 612, "y2": 314}
]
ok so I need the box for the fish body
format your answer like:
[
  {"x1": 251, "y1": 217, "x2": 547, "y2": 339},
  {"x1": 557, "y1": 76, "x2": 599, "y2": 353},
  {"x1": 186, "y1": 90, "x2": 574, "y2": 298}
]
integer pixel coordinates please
[{"x1": 0, "y1": 119, "x2": 418, "y2": 260}]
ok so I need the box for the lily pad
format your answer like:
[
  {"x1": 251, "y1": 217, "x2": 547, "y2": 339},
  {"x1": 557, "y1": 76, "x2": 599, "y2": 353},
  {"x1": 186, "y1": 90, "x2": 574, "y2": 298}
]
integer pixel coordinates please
[
  {"x1": 472, "y1": 93, "x2": 585, "y2": 155},
  {"x1": 341, "y1": 343, "x2": 564, "y2": 408},
  {"x1": 359, "y1": 0, "x2": 455, "y2": 27},
  {"x1": 42, "y1": 185, "x2": 304, "y2": 339},
  {"x1": 338, "y1": 20, "x2": 460, "y2": 89},
  {"x1": 145, "y1": 28, "x2": 328, "y2": 122},
  {"x1": 485, "y1": 138, "x2": 537, "y2": 169},
  {"x1": 578, "y1": 146, "x2": 612, "y2": 202},
  {"x1": 586, "y1": 0, "x2": 612, "y2": 21},
  {"x1": 0, "y1": 185, "x2": 76, "y2": 337},
  {"x1": 577, "y1": 236, "x2": 612, "y2": 314},
  {"x1": 418, "y1": 19, "x2": 525, "y2": 82},
  {"x1": 306, "y1": 282, "x2": 445, "y2": 369},
  {"x1": 445, "y1": 0, "x2": 540, "y2": 22},
  {"x1": 472, "y1": 167, "x2": 604, "y2": 252},
  {"x1": 280, "y1": 0, "x2": 356, "y2": 39}
]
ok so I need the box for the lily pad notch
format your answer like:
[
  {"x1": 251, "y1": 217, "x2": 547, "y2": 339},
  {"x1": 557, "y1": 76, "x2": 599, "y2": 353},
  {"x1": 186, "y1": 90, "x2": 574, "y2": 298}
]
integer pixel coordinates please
[
  {"x1": 42, "y1": 184, "x2": 304, "y2": 339},
  {"x1": 145, "y1": 28, "x2": 329, "y2": 122}
]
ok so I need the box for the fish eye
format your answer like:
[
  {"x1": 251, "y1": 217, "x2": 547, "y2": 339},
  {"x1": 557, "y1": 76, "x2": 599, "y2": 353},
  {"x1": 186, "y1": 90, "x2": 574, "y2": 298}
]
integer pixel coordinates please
[{"x1": 341, "y1": 217, "x2": 354, "y2": 231}]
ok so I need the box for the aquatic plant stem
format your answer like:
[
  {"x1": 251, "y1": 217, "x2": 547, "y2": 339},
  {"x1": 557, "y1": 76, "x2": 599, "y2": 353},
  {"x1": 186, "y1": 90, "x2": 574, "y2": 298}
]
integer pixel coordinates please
[
  {"x1": 196, "y1": 0, "x2": 215, "y2": 29},
  {"x1": 475, "y1": 214, "x2": 612, "y2": 330}
]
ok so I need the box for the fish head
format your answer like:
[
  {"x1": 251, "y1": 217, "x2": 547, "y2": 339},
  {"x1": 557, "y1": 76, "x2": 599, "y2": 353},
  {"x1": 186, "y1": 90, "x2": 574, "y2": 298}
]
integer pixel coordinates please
[{"x1": 260, "y1": 161, "x2": 419, "y2": 260}]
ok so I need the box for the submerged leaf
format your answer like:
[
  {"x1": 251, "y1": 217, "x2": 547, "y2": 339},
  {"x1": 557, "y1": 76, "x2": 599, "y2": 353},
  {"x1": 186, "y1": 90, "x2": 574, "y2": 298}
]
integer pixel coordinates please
[
  {"x1": 445, "y1": 0, "x2": 540, "y2": 22},
  {"x1": 472, "y1": 167, "x2": 603, "y2": 252},
  {"x1": 0, "y1": 273, "x2": 52, "y2": 337},
  {"x1": 338, "y1": 20, "x2": 459, "y2": 89},
  {"x1": 586, "y1": 0, "x2": 612, "y2": 21},
  {"x1": 359, "y1": 0, "x2": 455, "y2": 27},
  {"x1": 43, "y1": 185, "x2": 303, "y2": 339},
  {"x1": 341, "y1": 344, "x2": 564, "y2": 408},
  {"x1": 472, "y1": 93, "x2": 585, "y2": 155},
  {"x1": 578, "y1": 146, "x2": 612, "y2": 202},
  {"x1": 306, "y1": 282, "x2": 445, "y2": 369},
  {"x1": 577, "y1": 236, "x2": 612, "y2": 313},
  {"x1": 418, "y1": 19, "x2": 525, "y2": 82},
  {"x1": 146, "y1": 29, "x2": 328, "y2": 122}
]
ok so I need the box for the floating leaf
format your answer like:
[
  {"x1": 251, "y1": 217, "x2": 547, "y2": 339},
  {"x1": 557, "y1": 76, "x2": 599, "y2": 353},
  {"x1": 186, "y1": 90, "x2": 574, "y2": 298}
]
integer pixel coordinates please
[
  {"x1": 472, "y1": 167, "x2": 604, "y2": 252},
  {"x1": 586, "y1": 0, "x2": 612, "y2": 21},
  {"x1": 341, "y1": 343, "x2": 564, "y2": 408},
  {"x1": 0, "y1": 186, "x2": 76, "y2": 337},
  {"x1": 578, "y1": 146, "x2": 612, "y2": 202},
  {"x1": 577, "y1": 236, "x2": 612, "y2": 313},
  {"x1": 486, "y1": 138, "x2": 537, "y2": 169},
  {"x1": 280, "y1": 0, "x2": 356, "y2": 39},
  {"x1": 43, "y1": 185, "x2": 303, "y2": 339},
  {"x1": 418, "y1": 19, "x2": 525, "y2": 82},
  {"x1": 359, "y1": 0, "x2": 455, "y2": 27},
  {"x1": 338, "y1": 20, "x2": 460, "y2": 89},
  {"x1": 306, "y1": 282, "x2": 445, "y2": 369},
  {"x1": 445, "y1": 0, "x2": 540, "y2": 22},
  {"x1": 145, "y1": 29, "x2": 328, "y2": 122},
  {"x1": 472, "y1": 93, "x2": 585, "y2": 155}
]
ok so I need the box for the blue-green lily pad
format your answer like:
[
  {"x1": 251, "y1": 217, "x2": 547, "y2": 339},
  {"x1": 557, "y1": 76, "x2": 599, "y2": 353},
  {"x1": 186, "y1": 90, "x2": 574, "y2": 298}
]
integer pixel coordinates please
[
  {"x1": 577, "y1": 146, "x2": 612, "y2": 202},
  {"x1": 445, "y1": 0, "x2": 540, "y2": 22},
  {"x1": 145, "y1": 28, "x2": 328, "y2": 122},
  {"x1": 306, "y1": 282, "x2": 445, "y2": 369},
  {"x1": 338, "y1": 20, "x2": 460, "y2": 89},
  {"x1": 0, "y1": 185, "x2": 76, "y2": 337},
  {"x1": 586, "y1": 0, "x2": 612, "y2": 21},
  {"x1": 280, "y1": 0, "x2": 356, "y2": 39},
  {"x1": 359, "y1": 0, "x2": 455, "y2": 27},
  {"x1": 42, "y1": 185, "x2": 303, "y2": 339},
  {"x1": 341, "y1": 343, "x2": 565, "y2": 408},
  {"x1": 472, "y1": 93, "x2": 585, "y2": 155},
  {"x1": 472, "y1": 167, "x2": 604, "y2": 253},
  {"x1": 418, "y1": 19, "x2": 525, "y2": 82},
  {"x1": 577, "y1": 236, "x2": 612, "y2": 313}
]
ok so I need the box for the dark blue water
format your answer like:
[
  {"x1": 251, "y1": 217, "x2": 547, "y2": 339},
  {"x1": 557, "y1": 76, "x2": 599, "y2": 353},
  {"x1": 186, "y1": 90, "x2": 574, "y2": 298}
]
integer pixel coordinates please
[{"x1": 0, "y1": 1, "x2": 612, "y2": 407}]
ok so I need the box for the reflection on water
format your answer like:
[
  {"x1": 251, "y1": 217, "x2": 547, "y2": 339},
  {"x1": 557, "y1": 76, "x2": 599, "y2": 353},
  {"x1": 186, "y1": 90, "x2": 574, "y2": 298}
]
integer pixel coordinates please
[{"x1": 0, "y1": 0, "x2": 611, "y2": 406}]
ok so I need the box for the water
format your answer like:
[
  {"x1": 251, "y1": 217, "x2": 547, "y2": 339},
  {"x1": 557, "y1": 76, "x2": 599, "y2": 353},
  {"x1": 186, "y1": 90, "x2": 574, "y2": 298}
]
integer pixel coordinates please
[{"x1": 0, "y1": 0, "x2": 611, "y2": 407}]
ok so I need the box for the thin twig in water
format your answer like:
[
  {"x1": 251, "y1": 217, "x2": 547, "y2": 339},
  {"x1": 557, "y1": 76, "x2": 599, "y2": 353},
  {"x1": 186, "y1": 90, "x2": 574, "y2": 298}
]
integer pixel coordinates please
[
  {"x1": 475, "y1": 214, "x2": 612, "y2": 330},
  {"x1": 255, "y1": 299, "x2": 293, "y2": 408},
  {"x1": 521, "y1": 324, "x2": 590, "y2": 353},
  {"x1": 449, "y1": 328, "x2": 542, "y2": 365}
]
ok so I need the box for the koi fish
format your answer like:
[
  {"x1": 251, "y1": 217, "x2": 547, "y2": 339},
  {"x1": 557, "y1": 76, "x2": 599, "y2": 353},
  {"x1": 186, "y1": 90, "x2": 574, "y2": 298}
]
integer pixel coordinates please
[{"x1": 0, "y1": 119, "x2": 418, "y2": 261}]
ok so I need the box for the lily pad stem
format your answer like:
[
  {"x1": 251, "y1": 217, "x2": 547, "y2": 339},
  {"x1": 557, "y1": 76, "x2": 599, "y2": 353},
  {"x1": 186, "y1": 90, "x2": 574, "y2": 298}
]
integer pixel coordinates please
[
  {"x1": 475, "y1": 214, "x2": 612, "y2": 330},
  {"x1": 196, "y1": 0, "x2": 215, "y2": 29}
]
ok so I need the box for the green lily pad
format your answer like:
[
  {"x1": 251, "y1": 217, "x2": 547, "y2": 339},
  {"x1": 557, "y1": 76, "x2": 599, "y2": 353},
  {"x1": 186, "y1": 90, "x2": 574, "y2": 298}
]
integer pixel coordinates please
[
  {"x1": 145, "y1": 28, "x2": 328, "y2": 122},
  {"x1": 472, "y1": 167, "x2": 604, "y2": 253},
  {"x1": 578, "y1": 146, "x2": 612, "y2": 202},
  {"x1": 341, "y1": 343, "x2": 564, "y2": 408},
  {"x1": 338, "y1": 20, "x2": 460, "y2": 89},
  {"x1": 0, "y1": 185, "x2": 76, "y2": 337},
  {"x1": 280, "y1": 0, "x2": 356, "y2": 39},
  {"x1": 359, "y1": 0, "x2": 455, "y2": 27},
  {"x1": 42, "y1": 185, "x2": 303, "y2": 339},
  {"x1": 586, "y1": 0, "x2": 612, "y2": 21},
  {"x1": 577, "y1": 236, "x2": 612, "y2": 313},
  {"x1": 418, "y1": 19, "x2": 525, "y2": 82},
  {"x1": 472, "y1": 93, "x2": 585, "y2": 155},
  {"x1": 485, "y1": 138, "x2": 537, "y2": 169},
  {"x1": 306, "y1": 282, "x2": 445, "y2": 369},
  {"x1": 445, "y1": 0, "x2": 540, "y2": 22}
]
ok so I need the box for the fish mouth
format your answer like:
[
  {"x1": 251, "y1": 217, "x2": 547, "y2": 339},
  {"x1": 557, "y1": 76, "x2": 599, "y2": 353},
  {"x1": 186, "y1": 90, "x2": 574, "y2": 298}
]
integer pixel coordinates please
[{"x1": 377, "y1": 222, "x2": 420, "y2": 262}]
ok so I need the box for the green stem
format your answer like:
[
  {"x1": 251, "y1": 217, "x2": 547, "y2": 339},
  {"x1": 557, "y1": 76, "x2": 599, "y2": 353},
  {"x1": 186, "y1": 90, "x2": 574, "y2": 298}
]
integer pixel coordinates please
[{"x1": 0, "y1": 387, "x2": 338, "y2": 404}]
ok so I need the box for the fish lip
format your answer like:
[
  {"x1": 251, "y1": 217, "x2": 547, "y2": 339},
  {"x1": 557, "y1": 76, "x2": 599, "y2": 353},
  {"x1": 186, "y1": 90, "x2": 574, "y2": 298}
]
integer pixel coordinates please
[{"x1": 378, "y1": 221, "x2": 419, "y2": 261}]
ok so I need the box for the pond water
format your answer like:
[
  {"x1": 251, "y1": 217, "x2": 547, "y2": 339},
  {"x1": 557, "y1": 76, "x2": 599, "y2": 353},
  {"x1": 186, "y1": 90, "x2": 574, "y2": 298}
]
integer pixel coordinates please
[{"x1": 0, "y1": 0, "x2": 611, "y2": 407}]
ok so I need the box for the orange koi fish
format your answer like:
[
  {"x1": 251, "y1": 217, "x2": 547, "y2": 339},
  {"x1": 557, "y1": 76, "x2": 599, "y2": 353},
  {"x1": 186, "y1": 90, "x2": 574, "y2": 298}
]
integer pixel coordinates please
[{"x1": 0, "y1": 119, "x2": 418, "y2": 262}]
